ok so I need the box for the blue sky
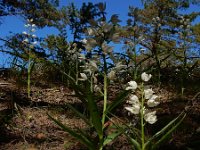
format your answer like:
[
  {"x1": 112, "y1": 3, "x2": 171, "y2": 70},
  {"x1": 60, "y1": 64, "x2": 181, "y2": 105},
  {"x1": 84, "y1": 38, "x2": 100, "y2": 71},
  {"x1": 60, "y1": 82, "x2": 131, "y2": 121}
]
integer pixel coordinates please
[
  {"x1": 0, "y1": 0, "x2": 199, "y2": 67},
  {"x1": 0, "y1": 0, "x2": 143, "y2": 67}
]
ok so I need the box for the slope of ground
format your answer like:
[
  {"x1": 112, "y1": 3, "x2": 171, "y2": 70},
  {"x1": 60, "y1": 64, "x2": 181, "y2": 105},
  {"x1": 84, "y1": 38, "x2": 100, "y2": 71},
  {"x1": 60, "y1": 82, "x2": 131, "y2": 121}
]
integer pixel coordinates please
[{"x1": 0, "y1": 76, "x2": 200, "y2": 150}]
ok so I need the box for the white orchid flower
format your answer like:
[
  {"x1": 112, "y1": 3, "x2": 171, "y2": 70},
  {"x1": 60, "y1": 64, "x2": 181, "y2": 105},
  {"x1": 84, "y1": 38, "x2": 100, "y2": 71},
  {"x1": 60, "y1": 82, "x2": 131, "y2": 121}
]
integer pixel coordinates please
[
  {"x1": 144, "y1": 111, "x2": 157, "y2": 124},
  {"x1": 32, "y1": 24, "x2": 36, "y2": 27},
  {"x1": 23, "y1": 38, "x2": 29, "y2": 43},
  {"x1": 127, "y1": 95, "x2": 139, "y2": 104},
  {"x1": 94, "y1": 85, "x2": 101, "y2": 93},
  {"x1": 147, "y1": 99, "x2": 160, "y2": 107},
  {"x1": 107, "y1": 70, "x2": 116, "y2": 80},
  {"x1": 32, "y1": 34, "x2": 37, "y2": 38},
  {"x1": 79, "y1": 73, "x2": 87, "y2": 81},
  {"x1": 125, "y1": 81, "x2": 137, "y2": 91},
  {"x1": 144, "y1": 88, "x2": 154, "y2": 99},
  {"x1": 125, "y1": 104, "x2": 140, "y2": 115},
  {"x1": 141, "y1": 72, "x2": 152, "y2": 82},
  {"x1": 147, "y1": 95, "x2": 159, "y2": 107},
  {"x1": 22, "y1": 31, "x2": 27, "y2": 35},
  {"x1": 89, "y1": 60, "x2": 98, "y2": 71},
  {"x1": 81, "y1": 39, "x2": 87, "y2": 44},
  {"x1": 32, "y1": 41, "x2": 37, "y2": 45},
  {"x1": 87, "y1": 28, "x2": 94, "y2": 35},
  {"x1": 25, "y1": 24, "x2": 31, "y2": 27},
  {"x1": 31, "y1": 28, "x2": 36, "y2": 32},
  {"x1": 147, "y1": 96, "x2": 160, "y2": 108},
  {"x1": 28, "y1": 18, "x2": 33, "y2": 22}
]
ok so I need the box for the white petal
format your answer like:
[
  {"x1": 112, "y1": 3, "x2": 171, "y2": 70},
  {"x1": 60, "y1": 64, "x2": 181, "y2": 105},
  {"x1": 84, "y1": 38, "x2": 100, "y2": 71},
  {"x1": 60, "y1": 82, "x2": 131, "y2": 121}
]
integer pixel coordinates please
[
  {"x1": 144, "y1": 89, "x2": 154, "y2": 99},
  {"x1": 130, "y1": 95, "x2": 139, "y2": 103},
  {"x1": 126, "y1": 81, "x2": 137, "y2": 91},
  {"x1": 25, "y1": 24, "x2": 31, "y2": 27},
  {"x1": 147, "y1": 99, "x2": 160, "y2": 107},
  {"x1": 144, "y1": 111, "x2": 157, "y2": 124},
  {"x1": 149, "y1": 95, "x2": 158, "y2": 100},
  {"x1": 31, "y1": 29, "x2": 36, "y2": 32},
  {"x1": 32, "y1": 41, "x2": 37, "y2": 45},
  {"x1": 94, "y1": 85, "x2": 101, "y2": 92},
  {"x1": 125, "y1": 105, "x2": 140, "y2": 115},
  {"x1": 141, "y1": 72, "x2": 152, "y2": 82},
  {"x1": 88, "y1": 28, "x2": 94, "y2": 35},
  {"x1": 23, "y1": 38, "x2": 29, "y2": 43},
  {"x1": 32, "y1": 34, "x2": 37, "y2": 38},
  {"x1": 89, "y1": 60, "x2": 98, "y2": 71},
  {"x1": 108, "y1": 70, "x2": 116, "y2": 80},
  {"x1": 32, "y1": 24, "x2": 36, "y2": 27},
  {"x1": 22, "y1": 31, "x2": 27, "y2": 35},
  {"x1": 79, "y1": 73, "x2": 87, "y2": 81},
  {"x1": 125, "y1": 86, "x2": 133, "y2": 90},
  {"x1": 81, "y1": 39, "x2": 87, "y2": 44}
]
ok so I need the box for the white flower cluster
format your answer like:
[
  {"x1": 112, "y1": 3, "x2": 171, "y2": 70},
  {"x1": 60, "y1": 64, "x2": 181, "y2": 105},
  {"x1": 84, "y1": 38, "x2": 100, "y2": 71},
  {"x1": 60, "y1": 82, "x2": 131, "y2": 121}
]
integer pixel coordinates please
[
  {"x1": 22, "y1": 18, "x2": 37, "y2": 47},
  {"x1": 78, "y1": 54, "x2": 102, "y2": 93},
  {"x1": 125, "y1": 72, "x2": 160, "y2": 124},
  {"x1": 78, "y1": 53, "x2": 98, "y2": 81},
  {"x1": 79, "y1": 60, "x2": 98, "y2": 81}
]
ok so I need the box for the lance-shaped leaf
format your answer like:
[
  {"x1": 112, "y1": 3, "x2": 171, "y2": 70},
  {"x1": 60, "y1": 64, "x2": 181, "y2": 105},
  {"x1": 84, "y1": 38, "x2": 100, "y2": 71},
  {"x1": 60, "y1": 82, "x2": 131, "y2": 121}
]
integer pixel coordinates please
[
  {"x1": 65, "y1": 103, "x2": 91, "y2": 126},
  {"x1": 123, "y1": 128, "x2": 141, "y2": 150},
  {"x1": 144, "y1": 112, "x2": 186, "y2": 149},
  {"x1": 103, "y1": 129, "x2": 124, "y2": 146},
  {"x1": 47, "y1": 114, "x2": 95, "y2": 150},
  {"x1": 87, "y1": 92, "x2": 103, "y2": 138},
  {"x1": 106, "y1": 90, "x2": 129, "y2": 114}
]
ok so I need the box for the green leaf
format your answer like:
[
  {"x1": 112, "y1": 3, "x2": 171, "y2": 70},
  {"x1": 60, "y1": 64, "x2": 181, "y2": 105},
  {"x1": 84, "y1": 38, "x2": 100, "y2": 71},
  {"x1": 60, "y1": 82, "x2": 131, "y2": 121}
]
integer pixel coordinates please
[
  {"x1": 103, "y1": 129, "x2": 124, "y2": 146},
  {"x1": 65, "y1": 103, "x2": 91, "y2": 126},
  {"x1": 112, "y1": 120, "x2": 141, "y2": 150},
  {"x1": 47, "y1": 113, "x2": 95, "y2": 150},
  {"x1": 126, "y1": 133, "x2": 141, "y2": 150},
  {"x1": 145, "y1": 112, "x2": 186, "y2": 149},
  {"x1": 87, "y1": 92, "x2": 103, "y2": 138},
  {"x1": 69, "y1": 83, "x2": 87, "y2": 104},
  {"x1": 76, "y1": 127, "x2": 95, "y2": 144},
  {"x1": 106, "y1": 90, "x2": 129, "y2": 113},
  {"x1": 152, "y1": 112, "x2": 186, "y2": 149}
]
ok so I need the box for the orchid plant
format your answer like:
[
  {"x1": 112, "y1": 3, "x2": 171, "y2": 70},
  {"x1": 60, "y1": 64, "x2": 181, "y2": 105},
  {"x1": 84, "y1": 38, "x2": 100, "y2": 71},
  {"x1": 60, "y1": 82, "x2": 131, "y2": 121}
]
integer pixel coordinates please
[
  {"x1": 123, "y1": 72, "x2": 186, "y2": 150},
  {"x1": 22, "y1": 18, "x2": 37, "y2": 98},
  {"x1": 48, "y1": 15, "x2": 130, "y2": 150}
]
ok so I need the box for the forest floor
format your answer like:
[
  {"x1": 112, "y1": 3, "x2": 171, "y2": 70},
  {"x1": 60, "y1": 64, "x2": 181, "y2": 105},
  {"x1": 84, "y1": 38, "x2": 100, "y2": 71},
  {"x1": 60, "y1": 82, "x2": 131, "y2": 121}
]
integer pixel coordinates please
[{"x1": 0, "y1": 75, "x2": 200, "y2": 150}]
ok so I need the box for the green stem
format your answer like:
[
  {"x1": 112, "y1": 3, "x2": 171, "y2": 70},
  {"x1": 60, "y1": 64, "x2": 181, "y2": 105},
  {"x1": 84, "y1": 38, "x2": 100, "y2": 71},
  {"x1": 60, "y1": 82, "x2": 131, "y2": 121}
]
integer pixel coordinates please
[
  {"x1": 99, "y1": 52, "x2": 108, "y2": 150},
  {"x1": 75, "y1": 56, "x2": 79, "y2": 85},
  {"x1": 141, "y1": 82, "x2": 145, "y2": 150},
  {"x1": 102, "y1": 54, "x2": 108, "y2": 126},
  {"x1": 27, "y1": 50, "x2": 31, "y2": 98},
  {"x1": 90, "y1": 73, "x2": 94, "y2": 92},
  {"x1": 99, "y1": 144, "x2": 103, "y2": 150}
]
